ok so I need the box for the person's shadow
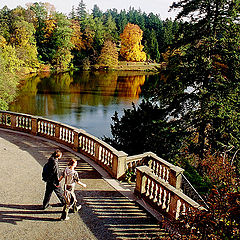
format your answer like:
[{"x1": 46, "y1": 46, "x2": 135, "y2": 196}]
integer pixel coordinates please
[{"x1": 0, "y1": 203, "x2": 62, "y2": 224}]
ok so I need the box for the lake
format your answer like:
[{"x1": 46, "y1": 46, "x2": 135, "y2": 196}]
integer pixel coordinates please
[{"x1": 9, "y1": 70, "x2": 159, "y2": 138}]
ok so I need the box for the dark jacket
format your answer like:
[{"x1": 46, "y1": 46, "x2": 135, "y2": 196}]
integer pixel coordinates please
[{"x1": 47, "y1": 155, "x2": 60, "y2": 185}]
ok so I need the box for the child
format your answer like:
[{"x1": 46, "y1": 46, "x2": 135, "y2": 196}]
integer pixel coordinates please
[{"x1": 59, "y1": 158, "x2": 86, "y2": 220}]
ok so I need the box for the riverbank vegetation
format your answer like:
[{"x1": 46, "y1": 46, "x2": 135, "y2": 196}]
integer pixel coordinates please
[
  {"x1": 0, "y1": 1, "x2": 178, "y2": 109},
  {"x1": 0, "y1": 1, "x2": 178, "y2": 73}
]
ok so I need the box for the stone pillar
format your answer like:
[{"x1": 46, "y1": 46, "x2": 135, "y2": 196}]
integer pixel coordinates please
[
  {"x1": 112, "y1": 151, "x2": 128, "y2": 179},
  {"x1": 31, "y1": 118, "x2": 38, "y2": 135},
  {"x1": 95, "y1": 143, "x2": 100, "y2": 160},
  {"x1": 168, "y1": 167, "x2": 184, "y2": 189},
  {"x1": 55, "y1": 124, "x2": 60, "y2": 139},
  {"x1": 10, "y1": 114, "x2": 16, "y2": 129},
  {"x1": 73, "y1": 131, "x2": 79, "y2": 152},
  {"x1": 135, "y1": 166, "x2": 147, "y2": 197}
]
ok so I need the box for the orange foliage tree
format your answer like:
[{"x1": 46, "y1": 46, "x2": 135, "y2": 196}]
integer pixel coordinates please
[{"x1": 120, "y1": 23, "x2": 146, "y2": 62}]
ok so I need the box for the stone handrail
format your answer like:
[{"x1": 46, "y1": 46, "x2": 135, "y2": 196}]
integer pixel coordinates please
[
  {"x1": 135, "y1": 166, "x2": 205, "y2": 220},
  {"x1": 0, "y1": 110, "x2": 205, "y2": 224},
  {"x1": 126, "y1": 152, "x2": 184, "y2": 189},
  {"x1": 0, "y1": 111, "x2": 128, "y2": 179}
]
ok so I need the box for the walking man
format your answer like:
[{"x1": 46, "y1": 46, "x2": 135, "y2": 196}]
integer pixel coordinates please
[{"x1": 42, "y1": 149, "x2": 66, "y2": 209}]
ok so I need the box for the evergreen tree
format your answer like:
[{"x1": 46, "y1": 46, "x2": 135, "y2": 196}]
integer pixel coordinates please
[
  {"x1": 92, "y1": 4, "x2": 102, "y2": 19},
  {"x1": 148, "y1": 29, "x2": 160, "y2": 62},
  {"x1": 76, "y1": 0, "x2": 87, "y2": 22},
  {"x1": 69, "y1": 6, "x2": 76, "y2": 19}
]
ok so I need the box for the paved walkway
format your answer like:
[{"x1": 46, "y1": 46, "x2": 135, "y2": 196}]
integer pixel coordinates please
[{"x1": 0, "y1": 129, "x2": 168, "y2": 240}]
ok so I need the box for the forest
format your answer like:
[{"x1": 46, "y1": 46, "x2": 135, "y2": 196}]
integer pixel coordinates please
[
  {"x1": 0, "y1": 0, "x2": 240, "y2": 239},
  {"x1": 0, "y1": 0, "x2": 178, "y2": 109}
]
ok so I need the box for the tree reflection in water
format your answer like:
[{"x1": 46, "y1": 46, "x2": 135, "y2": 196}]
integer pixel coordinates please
[{"x1": 9, "y1": 71, "x2": 158, "y2": 137}]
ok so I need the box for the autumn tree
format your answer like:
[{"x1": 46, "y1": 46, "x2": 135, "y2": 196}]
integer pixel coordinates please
[
  {"x1": 10, "y1": 7, "x2": 40, "y2": 72},
  {"x1": 120, "y1": 23, "x2": 146, "y2": 62},
  {"x1": 0, "y1": 37, "x2": 20, "y2": 110},
  {"x1": 97, "y1": 40, "x2": 118, "y2": 68}
]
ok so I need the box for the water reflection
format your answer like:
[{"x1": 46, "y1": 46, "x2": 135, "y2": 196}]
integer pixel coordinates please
[{"x1": 10, "y1": 71, "x2": 157, "y2": 137}]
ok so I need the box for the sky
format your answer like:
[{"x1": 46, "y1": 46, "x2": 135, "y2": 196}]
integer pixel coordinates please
[{"x1": 0, "y1": 0, "x2": 178, "y2": 20}]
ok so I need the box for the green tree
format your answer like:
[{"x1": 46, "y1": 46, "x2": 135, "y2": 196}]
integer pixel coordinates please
[
  {"x1": 51, "y1": 13, "x2": 73, "y2": 71},
  {"x1": 0, "y1": 6, "x2": 11, "y2": 42},
  {"x1": 161, "y1": 0, "x2": 240, "y2": 165},
  {"x1": 148, "y1": 29, "x2": 161, "y2": 62},
  {"x1": 163, "y1": 18, "x2": 174, "y2": 48},
  {"x1": 76, "y1": 0, "x2": 87, "y2": 22},
  {"x1": 104, "y1": 13, "x2": 118, "y2": 42},
  {"x1": 92, "y1": 4, "x2": 102, "y2": 19}
]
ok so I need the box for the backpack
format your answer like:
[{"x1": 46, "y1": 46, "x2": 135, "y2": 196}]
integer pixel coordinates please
[{"x1": 42, "y1": 162, "x2": 51, "y2": 182}]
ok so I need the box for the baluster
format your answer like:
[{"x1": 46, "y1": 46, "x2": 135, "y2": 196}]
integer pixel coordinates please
[
  {"x1": 47, "y1": 123, "x2": 50, "y2": 135},
  {"x1": 82, "y1": 136, "x2": 85, "y2": 150},
  {"x1": 102, "y1": 148, "x2": 106, "y2": 163},
  {"x1": 145, "y1": 178, "x2": 151, "y2": 197},
  {"x1": 63, "y1": 128, "x2": 68, "y2": 142},
  {"x1": 25, "y1": 118, "x2": 28, "y2": 129},
  {"x1": 155, "y1": 162, "x2": 159, "y2": 177},
  {"x1": 44, "y1": 122, "x2": 47, "y2": 134},
  {"x1": 69, "y1": 130, "x2": 72, "y2": 143},
  {"x1": 152, "y1": 160, "x2": 156, "y2": 173},
  {"x1": 16, "y1": 116, "x2": 19, "y2": 127},
  {"x1": 162, "y1": 167, "x2": 166, "y2": 181},
  {"x1": 159, "y1": 165, "x2": 162, "y2": 180},
  {"x1": 88, "y1": 139, "x2": 91, "y2": 153},
  {"x1": 109, "y1": 153, "x2": 113, "y2": 167},
  {"x1": 79, "y1": 135, "x2": 82, "y2": 148},
  {"x1": 63, "y1": 128, "x2": 66, "y2": 141},
  {"x1": 71, "y1": 131, "x2": 74, "y2": 144},
  {"x1": 175, "y1": 200, "x2": 182, "y2": 219},
  {"x1": 162, "y1": 190, "x2": 167, "y2": 209},
  {"x1": 104, "y1": 149, "x2": 107, "y2": 164},
  {"x1": 149, "y1": 181, "x2": 154, "y2": 199},
  {"x1": 86, "y1": 138, "x2": 89, "y2": 152},
  {"x1": 67, "y1": 129, "x2": 70, "y2": 142},
  {"x1": 69, "y1": 130, "x2": 72, "y2": 142},
  {"x1": 51, "y1": 124, "x2": 54, "y2": 136},
  {"x1": 107, "y1": 151, "x2": 110, "y2": 166},
  {"x1": 157, "y1": 186, "x2": 162, "y2": 206},
  {"x1": 59, "y1": 127, "x2": 62, "y2": 139},
  {"x1": 166, "y1": 168, "x2": 169, "y2": 183},
  {"x1": 166, "y1": 193, "x2": 171, "y2": 212},
  {"x1": 91, "y1": 141, "x2": 94, "y2": 155},
  {"x1": 40, "y1": 121, "x2": 43, "y2": 133},
  {"x1": 153, "y1": 184, "x2": 158, "y2": 203},
  {"x1": 19, "y1": 117, "x2": 22, "y2": 128},
  {"x1": 98, "y1": 146, "x2": 102, "y2": 161},
  {"x1": 182, "y1": 203, "x2": 186, "y2": 215},
  {"x1": 23, "y1": 117, "x2": 26, "y2": 128}
]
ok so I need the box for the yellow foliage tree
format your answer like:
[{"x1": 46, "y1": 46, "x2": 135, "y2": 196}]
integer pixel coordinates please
[
  {"x1": 120, "y1": 23, "x2": 146, "y2": 62},
  {"x1": 98, "y1": 40, "x2": 118, "y2": 68},
  {"x1": 70, "y1": 20, "x2": 85, "y2": 51}
]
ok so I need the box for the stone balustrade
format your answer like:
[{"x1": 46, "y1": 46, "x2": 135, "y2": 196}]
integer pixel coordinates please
[
  {"x1": 0, "y1": 110, "x2": 205, "y2": 223},
  {"x1": 126, "y1": 152, "x2": 184, "y2": 189},
  {"x1": 135, "y1": 166, "x2": 205, "y2": 220},
  {"x1": 0, "y1": 111, "x2": 128, "y2": 179}
]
